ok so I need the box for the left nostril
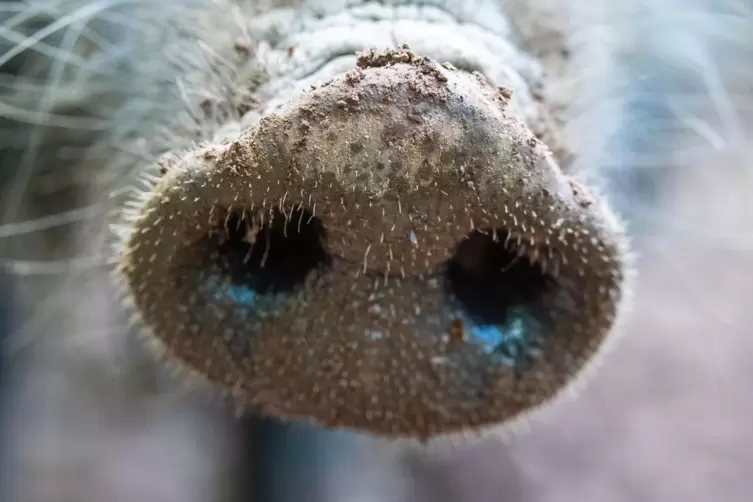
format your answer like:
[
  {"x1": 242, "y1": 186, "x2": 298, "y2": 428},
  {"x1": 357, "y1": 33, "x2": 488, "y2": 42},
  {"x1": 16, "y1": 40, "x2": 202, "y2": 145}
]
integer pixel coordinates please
[{"x1": 209, "y1": 206, "x2": 330, "y2": 296}]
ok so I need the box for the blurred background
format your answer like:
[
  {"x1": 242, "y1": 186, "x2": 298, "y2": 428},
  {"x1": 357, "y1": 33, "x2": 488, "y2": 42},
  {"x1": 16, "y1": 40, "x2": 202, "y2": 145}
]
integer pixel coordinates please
[{"x1": 1, "y1": 1, "x2": 752, "y2": 501}]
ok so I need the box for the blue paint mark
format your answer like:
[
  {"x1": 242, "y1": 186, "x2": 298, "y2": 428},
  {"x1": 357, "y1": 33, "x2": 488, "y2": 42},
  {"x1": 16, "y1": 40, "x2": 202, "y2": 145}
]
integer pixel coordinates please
[
  {"x1": 463, "y1": 306, "x2": 541, "y2": 365},
  {"x1": 203, "y1": 275, "x2": 259, "y2": 307},
  {"x1": 470, "y1": 319, "x2": 524, "y2": 355},
  {"x1": 222, "y1": 283, "x2": 258, "y2": 306}
]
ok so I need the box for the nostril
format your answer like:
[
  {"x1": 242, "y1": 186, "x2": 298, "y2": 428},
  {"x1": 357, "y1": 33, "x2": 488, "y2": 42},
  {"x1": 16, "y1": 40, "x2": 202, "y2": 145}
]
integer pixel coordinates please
[
  {"x1": 447, "y1": 229, "x2": 552, "y2": 323},
  {"x1": 445, "y1": 229, "x2": 554, "y2": 363},
  {"x1": 210, "y1": 207, "x2": 330, "y2": 296}
]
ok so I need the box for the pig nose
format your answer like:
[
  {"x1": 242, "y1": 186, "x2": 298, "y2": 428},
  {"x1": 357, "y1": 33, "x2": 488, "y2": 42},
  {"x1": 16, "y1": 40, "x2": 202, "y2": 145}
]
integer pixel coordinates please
[{"x1": 114, "y1": 47, "x2": 631, "y2": 440}]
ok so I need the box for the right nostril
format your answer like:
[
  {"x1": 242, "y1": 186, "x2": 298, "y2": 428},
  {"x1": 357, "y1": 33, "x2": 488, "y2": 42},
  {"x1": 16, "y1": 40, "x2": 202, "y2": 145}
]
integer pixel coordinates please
[
  {"x1": 447, "y1": 229, "x2": 554, "y2": 322},
  {"x1": 445, "y1": 229, "x2": 556, "y2": 366}
]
